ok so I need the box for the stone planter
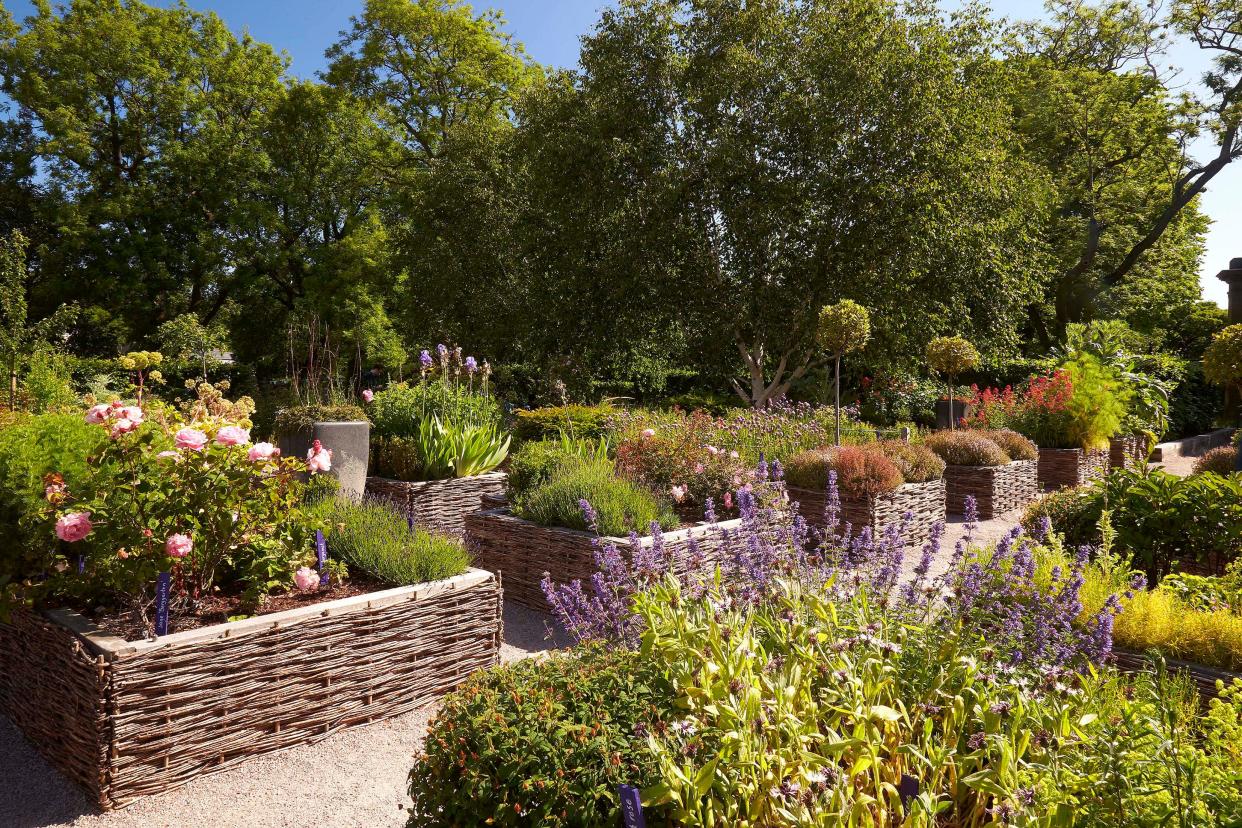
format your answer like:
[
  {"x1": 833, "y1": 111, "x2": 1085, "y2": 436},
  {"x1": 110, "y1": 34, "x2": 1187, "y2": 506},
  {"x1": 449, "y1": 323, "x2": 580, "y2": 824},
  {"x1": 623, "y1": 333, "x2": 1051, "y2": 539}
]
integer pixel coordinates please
[
  {"x1": 0, "y1": 569, "x2": 501, "y2": 810},
  {"x1": 464, "y1": 508, "x2": 743, "y2": 612},
  {"x1": 1037, "y1": 447, "x2": 1109, "y2": 491},
  {"x1": 366, "y1": 472, "x2": 507, "y2": 538},
  {"x1": 943, "y1": 460, "x2": 1038, "y2": 520},
  {"x1": 790, "y1": 479, "x2": 945, "y2": 545},
  {"x1": 934, "y1": 399, "x2": 975, "y2": 430},
  {"x1": 276, "y1": 420, "x2": 371, "y2": 500},
  {"x1": 1109, "y1": 435, "x2": 1148, "y2": 470}
]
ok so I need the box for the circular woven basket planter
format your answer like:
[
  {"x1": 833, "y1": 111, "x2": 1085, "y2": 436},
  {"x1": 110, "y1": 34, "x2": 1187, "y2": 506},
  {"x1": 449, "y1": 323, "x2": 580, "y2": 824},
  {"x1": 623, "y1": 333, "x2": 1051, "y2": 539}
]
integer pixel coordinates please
[{"x1": 943, "y1": 460, "x2": 1038, "y2": 520}]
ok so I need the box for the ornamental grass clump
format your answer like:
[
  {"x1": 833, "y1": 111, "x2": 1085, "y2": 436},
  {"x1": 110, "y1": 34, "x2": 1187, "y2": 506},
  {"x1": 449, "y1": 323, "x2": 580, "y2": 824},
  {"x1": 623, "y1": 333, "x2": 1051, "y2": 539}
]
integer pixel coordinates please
[
  {"x1": 316, "y1": 498, "x2": 468, "y2": 586},
  {"x1": 924, "y1": 430, "x2": 1011, "y2": 466},
  {"x1": 515, "y1": 458, "x2": 676, "y2": 537}
]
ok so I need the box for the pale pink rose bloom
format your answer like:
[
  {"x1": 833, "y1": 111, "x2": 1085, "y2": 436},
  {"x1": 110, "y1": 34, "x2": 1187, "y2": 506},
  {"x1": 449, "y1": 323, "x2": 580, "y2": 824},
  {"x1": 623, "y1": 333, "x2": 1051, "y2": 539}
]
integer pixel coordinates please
[
  {"x1": 294, "y1": 566, "x2": 319, "y2": 593},
  {"x1": 671, "y1": 485, "x2": 687, "y2": 504},
  {"x1": 362, "y1": 389, "x2": 374, "y2": 403},
  {"x1": 165, "y1": 533, "x2": 193, "y2": 558},
  {"x1": 694, "y1": 463, "x2": 705, "y2": 474},
  {"x1": 55, "y1": 512, "x2": 93, "y2": 543},
  {"x1": 109, "y1": 418, "x2": 138, "y2": 438},
  {"x1": 174, "y1": 428, "x2": 208, "y2": 452},
  {"x1": 729, "y1": 450, "x2": 739, "y2": 459},
  {"x1": 706, "y1": 445, "x2": 719, "y2": 455},
  {"x1": 724, "y1": 491, "x2": 734, "y2": 510},
  {"x1": 121, "y1": 406, "x2": 144, "y2": 423},
  {"x1": 248, "y1": 442, "x2": 279, "y2": 462},
  {"x1": 84, "y1": 404, "x2": 110, "y2": 424},
  {"x1": 214, "y1": 425, "x2": 250, "y2": 446},
  {"x1": 306, "y1": 440, "x2": 332, "y2": 473},
  {"x1": 156, "y1": 450, "x2": 181, "y2": 461},
  {"x1": 641, "y1": 428, "x2": 656, "y2": 439}
]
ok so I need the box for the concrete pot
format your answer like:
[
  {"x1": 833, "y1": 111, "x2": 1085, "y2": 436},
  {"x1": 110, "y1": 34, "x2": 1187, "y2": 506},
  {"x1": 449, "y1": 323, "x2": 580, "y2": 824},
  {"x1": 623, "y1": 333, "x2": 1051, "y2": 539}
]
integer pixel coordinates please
[
  {"x1": 277, "y1": 420, "x2": 370, "y2": 500},
  {"x1": 934, "y1": 399, "x2": 975, "y2": 430}
]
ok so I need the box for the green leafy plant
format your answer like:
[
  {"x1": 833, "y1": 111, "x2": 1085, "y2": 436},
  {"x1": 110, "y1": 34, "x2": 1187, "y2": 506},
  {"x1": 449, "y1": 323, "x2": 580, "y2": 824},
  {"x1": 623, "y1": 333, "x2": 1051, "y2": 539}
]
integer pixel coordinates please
[
  {"x1": 1061, "y1": 353, "x2": 1133, "y2": 451},
  {"x1": 514, "y1": 459, "x2": 676, "y2": 536},
  {"x1": 415, "y1": 415, "x2": 510, "y2": 479},
  {"x1": 1020, "y1": 485, "x2": 1103, "y2": 547},
  {"x1": 1202, "y1": 323, "x2": 1242, "y2": 395},
  {"x1": 506, "y1": 439, "x2": 598, "y2": 501},
  {"x1": 926, "y1": 335, "x2": 980, "y2": 429},
  {"x1": 512, "y1": 403, "x2": 616, "y2": 443},
  {"x1": 315, "y1": 498, "x2": 468, "y2": 586}
]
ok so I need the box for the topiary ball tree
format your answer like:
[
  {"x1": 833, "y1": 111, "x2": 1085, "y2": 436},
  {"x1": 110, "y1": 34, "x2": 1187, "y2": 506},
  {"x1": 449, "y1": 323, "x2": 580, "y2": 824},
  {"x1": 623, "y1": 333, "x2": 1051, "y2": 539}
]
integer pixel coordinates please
[
  {"x1": 817, "y1": 300, "x2": 871, "y2": 446},
  {"x1": 926, "y1": 335, "x2": 980, "y2": 430},
  {"x1": 1203, "y1": 323, "x2": 1242, "y2": 470}
]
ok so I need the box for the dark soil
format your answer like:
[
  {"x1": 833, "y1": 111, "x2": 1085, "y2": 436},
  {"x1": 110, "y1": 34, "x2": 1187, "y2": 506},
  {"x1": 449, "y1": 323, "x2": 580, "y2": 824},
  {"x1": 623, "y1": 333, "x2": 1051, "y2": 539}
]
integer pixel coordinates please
[{"x1": 85, "y1": 574, "x2": 391, "y2": 642}]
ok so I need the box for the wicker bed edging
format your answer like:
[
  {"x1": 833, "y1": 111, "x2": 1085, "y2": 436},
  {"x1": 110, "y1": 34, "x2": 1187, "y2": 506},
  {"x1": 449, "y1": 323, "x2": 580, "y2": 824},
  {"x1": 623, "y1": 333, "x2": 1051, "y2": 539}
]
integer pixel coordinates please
[
  {"x1": 943, "y1": 460, "x2": 1038, "y2": 520},
  {"x1": 788, "y1": 479, "x2": 946, "y2": 546},
  {"x1": 366, "y1": 472, "x2": 507, "y2": 537},
  {"x1": 1111, "y1": 648, "x2": 1240, "y2": 704},
  {"x1": 0, "y1": 568, "x2": 501, "y2": 810},
  {"x1": 1037, "y1": 447, "x2": 1109, "y2": 491},
  {"x1": 464, "y1": 509, "x2": 744, "y2": 612},
  {"x1": 1109, "y1": 435, "x2": 1148, "y2": 470}
]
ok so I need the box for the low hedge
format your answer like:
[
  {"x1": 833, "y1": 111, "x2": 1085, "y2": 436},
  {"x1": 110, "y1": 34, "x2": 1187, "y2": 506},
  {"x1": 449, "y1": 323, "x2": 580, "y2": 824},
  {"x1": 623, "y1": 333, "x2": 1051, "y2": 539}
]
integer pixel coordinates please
[
  {"x1": 512, "y1": 404, "x2": 615, "y2": 443},
  {"x1": 514, "y1": 459, "x2": 676, "y2": 536},
  {"x1": 407, "y1": 645, "x2": 671, "y2": 827},
  {"x1": 784, "y1": 446, "x2": 904, "y2": 498}
]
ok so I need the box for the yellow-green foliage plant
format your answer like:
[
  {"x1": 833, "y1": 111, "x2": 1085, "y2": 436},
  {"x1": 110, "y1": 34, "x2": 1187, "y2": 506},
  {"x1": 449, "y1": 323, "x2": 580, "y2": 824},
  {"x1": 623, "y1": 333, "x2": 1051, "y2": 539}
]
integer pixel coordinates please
[
  {"x1": 1112, "y1": 589, "x2": 1242, "y2": 672},
  {"x1": 1062, "y1": 353, "x2": 1132, "y2": 451}
]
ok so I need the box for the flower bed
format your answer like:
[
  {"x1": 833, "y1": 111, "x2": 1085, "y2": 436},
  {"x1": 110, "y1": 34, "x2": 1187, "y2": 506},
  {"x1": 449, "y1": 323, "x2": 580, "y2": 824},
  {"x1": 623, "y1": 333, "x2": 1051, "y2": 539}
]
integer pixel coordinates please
[
  {"x1": 1038, "y1": 447, "x2": 1108, "y2": 491},
  {"x1": 789, "y1": 479, "x2": 945, "y2": 544},
  {"x1": 0, "y1": 569, "x2": 500, "y2": 810},
  {"x1": 1111, "y1": 649, "x2": 1240, "y2": 704},
  {"x1": 1109, "y1": 434, "x2": 1147, "y2": 470},
  {"x1": 464, "y1": 508, "x2": 740, "y2": 612},
  {"x1": 943, "y1": 460, "x2": 1038, "y2": 519},
  {"x1": 365, "y1": 472, "x2": 507, "y2": 537}
]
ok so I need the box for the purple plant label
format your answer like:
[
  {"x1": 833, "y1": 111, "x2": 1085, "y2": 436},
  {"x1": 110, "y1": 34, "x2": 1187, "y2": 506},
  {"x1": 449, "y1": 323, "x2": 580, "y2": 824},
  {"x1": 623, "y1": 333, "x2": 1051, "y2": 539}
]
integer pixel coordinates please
[
  {"x1": 77, "y1": 555, "x2": 85, "y2": 575},
  {"x1": 407, "y1": 513, "x2": 416, "y2": 533},
  {"x1": 154, "y1": 571, "x2": 171, "y2": 637},
  {"x1": 899, "y1": 773, "x2": 919, "y2": 812},
  {"x1": 315, "y1": 530, "x2": 329, "y2": 586},
  {"x1": 618, "y1": 785, "x2": 646, "y2": 828}
]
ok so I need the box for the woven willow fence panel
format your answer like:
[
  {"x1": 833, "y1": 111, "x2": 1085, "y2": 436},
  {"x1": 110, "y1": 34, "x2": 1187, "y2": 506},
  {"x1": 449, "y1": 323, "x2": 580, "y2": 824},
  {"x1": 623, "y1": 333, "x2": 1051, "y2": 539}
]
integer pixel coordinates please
[
  {"x1": 943, "y1": 460, "x2": 1038, "y2": 520},
  {"x1": 0, "y1": 569, "x2": 500, "y2": 810},
  {"x1": 1037, "y1": 448, "x2": 1109, "y2": 491},
  {"x1": 1109, "y1": 436, "x2": 1148, "y2": 470},
  {"x1": 790, "y1": 480, "x2": 945, "y2": 545},
  {"x1": 465, "y1": 509, "x2": 743, "y2": 612},
  {"x1": 1112, "y1": 649, "x2": 1239, "y2": 705},
  {"x1": 365, "y1": 472, "x2": 506, "y2": 537}
]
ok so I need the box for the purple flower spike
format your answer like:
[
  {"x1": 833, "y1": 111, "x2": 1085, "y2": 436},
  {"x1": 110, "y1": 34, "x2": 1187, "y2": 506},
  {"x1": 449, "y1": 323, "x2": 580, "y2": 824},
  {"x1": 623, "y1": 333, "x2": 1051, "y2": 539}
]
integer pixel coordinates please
[{"x1": 465, "y1": 356, "x2": 478, "y2": 374}]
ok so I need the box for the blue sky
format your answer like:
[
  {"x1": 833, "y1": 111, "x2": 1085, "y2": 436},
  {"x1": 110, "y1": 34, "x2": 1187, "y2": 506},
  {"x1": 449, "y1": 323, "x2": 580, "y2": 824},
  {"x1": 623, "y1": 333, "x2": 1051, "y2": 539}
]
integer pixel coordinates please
[{"x1": 5, "y1": 0, "x2": 1235, "y2": 306}]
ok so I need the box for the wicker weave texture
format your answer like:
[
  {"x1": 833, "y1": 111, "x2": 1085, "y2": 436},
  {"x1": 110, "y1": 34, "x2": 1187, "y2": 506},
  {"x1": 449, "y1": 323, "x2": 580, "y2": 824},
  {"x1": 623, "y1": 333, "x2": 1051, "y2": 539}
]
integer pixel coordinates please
[
  {"x1": 365, "y1": 472, "x2": 506, "y2": 537},
  {"x1": 790, "y1": 480, "x2": 945, "y2": 545},
  {"x1": 1112, "y1": 649, "x2": 1239, "y2": 705},
  {"x1": 0, "y1": 610, "x2": 110, "y2": 806},
  {"x1": 943, "y1": 460, "x2": 1038, "y2": 519},
  {"x1": 1, "y1": 570, "x2": 501, "y2": 810},
  {"x1": 1037, "y1": 448, "x2": 1109, "y2": 491},
  {"x1": 465, "y1": 509, "x2": 741, "y2": 612},
  {"x1": 1109, "y1": 436, "x2": 1147, "y2": 470}
]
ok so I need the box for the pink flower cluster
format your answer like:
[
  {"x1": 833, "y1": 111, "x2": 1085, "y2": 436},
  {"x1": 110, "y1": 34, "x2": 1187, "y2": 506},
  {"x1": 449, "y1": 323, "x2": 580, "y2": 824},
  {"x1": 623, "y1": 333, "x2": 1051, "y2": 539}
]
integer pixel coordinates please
[
  {"x1": 85, "y1": 400, "x2": 145, "y2": 438},
  {"x1": 306, "y1": 440, "x2": 332, "y2": 473}
]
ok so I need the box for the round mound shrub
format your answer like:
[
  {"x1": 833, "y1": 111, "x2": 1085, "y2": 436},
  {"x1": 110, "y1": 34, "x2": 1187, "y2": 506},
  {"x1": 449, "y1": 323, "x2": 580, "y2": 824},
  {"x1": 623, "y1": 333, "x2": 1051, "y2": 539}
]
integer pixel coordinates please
[
  {"x1": 506, "y1": 439, "x2": 582, "y2": 500},
  {"x1": 924, "y1": 430, "x2": 1010, "y2": 466},
  {"x1": 872, "y1": 440, "x2": 945, "y2": 483},
  {"x1": 785, "y1": 446, "x2": 903, "y2": 498},
  {"x1": 1194, "y1": 446, "x2": 1238, "y2": 477},
  {"x1": 515, "y1": 459, "x2": 676, "y2": 536},
  {"x1": 980, "y1": 429, "x2": 1038, "y2": 462},
  {"x1": 407, "y1": 645, "x2": 672, "y2": 827},
  {"x1": 1020, "y1": 486, "x2": 1103, "y2": 548}
]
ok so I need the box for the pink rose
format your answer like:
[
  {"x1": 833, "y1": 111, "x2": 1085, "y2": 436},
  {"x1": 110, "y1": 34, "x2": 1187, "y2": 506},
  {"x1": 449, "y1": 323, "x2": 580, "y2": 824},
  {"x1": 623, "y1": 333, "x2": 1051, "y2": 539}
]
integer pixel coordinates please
[
  {"x1": 723, "y1": 492, "x2": 733, "y2": 510},
  {"x1": 156, "y1": 450, "x2": 181, "y2": 461},
  {"x1": 84, "y1": 404, "x2": 110, "y2": 424},
  {"x1": 174, "y1": 428, "x2": 208, "y2": 452},
  {"x1": 215, "y1": 425, "x2": 250, "y2": 447},
  {"x1": 248, "y1": 442, "x2": 279, "y2": 462},
  {"x1": 55, "y1": 512, "x2": 93, "y2": 543},
  {"x1": 110, "y1": 418, "x2": 138, "y2": 438},
  {"x1": 641, "y1": 428, "x2": 656, "y2": 439},
  {"x1": 671, "y1": 485, "x2": 687, "y2": 504},
  {"x1": 165, "y1": 533, "x2": 193, "y2": 558},
  {"x1": 121, "y1": 406, "x2": 144, "y2": 424},
  {"x1": 362, "y1": 389, "x2": 374, "y2": 403},
  {"x1": 306, "y1": 440, "x2": 332, "y2": 474},
  {"x1": 294, "y1": 566, "x2": 319, "y2": 593}
]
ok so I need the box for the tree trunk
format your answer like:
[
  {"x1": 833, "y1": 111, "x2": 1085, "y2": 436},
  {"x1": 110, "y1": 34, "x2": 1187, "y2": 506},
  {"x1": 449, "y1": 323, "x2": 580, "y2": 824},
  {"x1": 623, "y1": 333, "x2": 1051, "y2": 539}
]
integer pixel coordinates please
[
  {"x1": 834, "y1": 354, "x2": 841, "y2": 446},
  {"x1": 948, "y1": 379, "x2": 955, "y2": 430}
]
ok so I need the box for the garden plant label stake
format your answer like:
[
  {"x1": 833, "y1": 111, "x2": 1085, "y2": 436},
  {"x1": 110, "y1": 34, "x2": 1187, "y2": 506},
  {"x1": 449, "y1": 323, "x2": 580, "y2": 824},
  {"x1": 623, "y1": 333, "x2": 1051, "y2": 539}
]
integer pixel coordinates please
[
  {"x1": 618, "y1": 785, "x2": 646, "y2": 828},
  {"x1": 899, "y1": 773, "x2": 920, "y2": 813},
  {"x1": 315, "y1": 529, "x2": 329, "y2": 586},
  {"x1": 155, "y1": 571, "x2": 171, "y2": 636}
]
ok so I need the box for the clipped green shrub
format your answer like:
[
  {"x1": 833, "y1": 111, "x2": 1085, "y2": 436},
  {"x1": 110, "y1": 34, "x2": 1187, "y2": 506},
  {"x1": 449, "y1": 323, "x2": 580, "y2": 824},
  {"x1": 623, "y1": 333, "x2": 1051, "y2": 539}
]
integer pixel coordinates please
[
  {"x1": 273, "y1": 404, "x2": 366, "y2": 435},
  {"x1": 407, "y1": 645, "x2": 672, "y2": 827},
  {"x1": 316, "y1": 498, "x2": 469, "y2": 586},
  {"x1": 512, "y1": 404, "x2": 615, "y2": 443},
  {"x1": 871, "y1": 440, "x2": 944, "y2": 483},
  {"x1": 1020, "y1": 486, "x2": 1103, "y2": 548},
  {"x1": 1194, "y1": 446, "x2": 1238, "y2": 477},
  {"x1": 505, "y1": 439, "x2": 581, "y2": 500},
  {"x1": 980, "y1": 429, "x2": 1038, "y2": 461},
  {"x1": 515, "y1": 459, "x2": 676, "y2": 536},
  {"x1": 924, "y1": 430, "x2": 1010, "y2": 466},
  {"x1": 784, "y1": 446, "x2": 903, "y2": 498}
]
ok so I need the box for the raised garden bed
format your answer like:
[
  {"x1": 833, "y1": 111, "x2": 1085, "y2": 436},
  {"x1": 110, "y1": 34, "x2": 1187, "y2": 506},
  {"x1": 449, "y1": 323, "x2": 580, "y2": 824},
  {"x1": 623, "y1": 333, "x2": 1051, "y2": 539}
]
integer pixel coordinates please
[
  {"x1": 1109, "y1": 435, "x2": 1148, "y2": 470},
  {"x1": 789, "y1": 479, "x2": 945, "y2": 545},
  {"x1": 943, "y1": 460, "x2": 1038, "y2": 520},
  {"x1": 464, "y1": 508, "x2": 742, "y2": 612},
  {"x1": 0, "y1": 569, "x2": 501, "y2": 810},
  {"x1": 1111, "y1": 648, "x2": 1240, "y2": 705},
  {"x1": 366, "y1": 472, "x2": 507, "y2": 537},
  {"x1": 1037, "y1": 447, "x2": 1109, "y2": 491}
]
